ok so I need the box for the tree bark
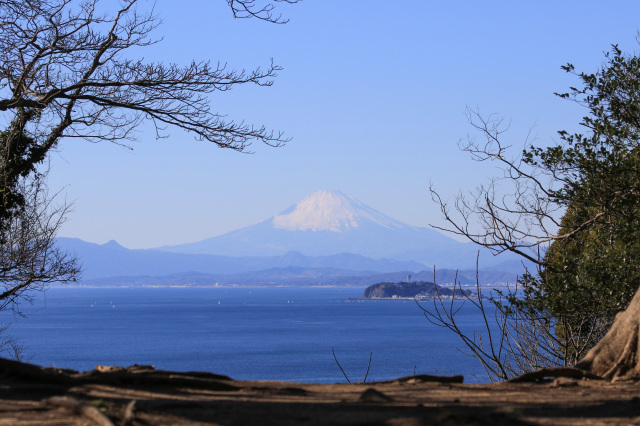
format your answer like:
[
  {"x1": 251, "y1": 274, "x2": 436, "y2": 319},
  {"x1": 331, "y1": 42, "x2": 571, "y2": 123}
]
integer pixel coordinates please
[{"x1": 576, "y1": 286, "x2": 640, "y2": 380}]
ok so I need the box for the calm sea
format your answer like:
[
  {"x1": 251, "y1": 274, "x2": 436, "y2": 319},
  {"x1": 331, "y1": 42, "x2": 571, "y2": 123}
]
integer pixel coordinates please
[{"x1": 0, "y1": 287, "x2": 494, "y2": 383}]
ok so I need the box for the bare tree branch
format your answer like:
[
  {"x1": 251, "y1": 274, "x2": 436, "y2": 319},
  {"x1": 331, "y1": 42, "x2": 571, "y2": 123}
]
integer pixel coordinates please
[
  {"x1": 429, "y1": 107, "x2": 609, "y2": 267},
  {"x1": 227, "y1": 0, "x2": 300, "y2": 24},
  {"x1": 0, "y1": 171, "x2": 79, "y2": 315},
  {"x1": 0, "y1": 0, "x2": 293, "y2": 166}
]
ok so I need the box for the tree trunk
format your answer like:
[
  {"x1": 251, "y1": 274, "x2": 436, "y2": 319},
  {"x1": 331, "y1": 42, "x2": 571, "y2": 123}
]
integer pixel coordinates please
[{"x1": 576, "y1": 286, "x2": 640, "y2": 380}]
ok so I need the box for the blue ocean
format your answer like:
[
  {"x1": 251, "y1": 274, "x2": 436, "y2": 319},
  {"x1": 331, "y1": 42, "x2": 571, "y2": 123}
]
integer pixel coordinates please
[{"x1": 0, "y1": 287, "x2": 493, "y2": 383}]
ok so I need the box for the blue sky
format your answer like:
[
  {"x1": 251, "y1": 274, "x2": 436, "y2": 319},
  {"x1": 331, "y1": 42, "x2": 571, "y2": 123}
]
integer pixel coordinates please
[{"x1": 48, "y1": 0, "x2": 640, "y2": 248}]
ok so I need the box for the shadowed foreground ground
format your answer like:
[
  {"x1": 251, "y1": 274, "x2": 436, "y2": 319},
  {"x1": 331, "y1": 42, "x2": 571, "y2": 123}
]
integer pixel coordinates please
[{"x1": 1, "y1": 359, "x2": 640, "y2": 425}]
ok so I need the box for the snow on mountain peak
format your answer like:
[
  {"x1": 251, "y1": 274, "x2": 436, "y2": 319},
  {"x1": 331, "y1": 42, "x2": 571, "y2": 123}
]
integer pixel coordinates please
[{"x1": 271, "y1": 190, "x2": 409, "y2": 232}]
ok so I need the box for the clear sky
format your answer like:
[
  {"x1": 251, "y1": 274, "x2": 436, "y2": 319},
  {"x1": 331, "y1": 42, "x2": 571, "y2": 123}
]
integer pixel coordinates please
[{"x1": 47, "y1": 0, "x2": 640, "y2": 249}]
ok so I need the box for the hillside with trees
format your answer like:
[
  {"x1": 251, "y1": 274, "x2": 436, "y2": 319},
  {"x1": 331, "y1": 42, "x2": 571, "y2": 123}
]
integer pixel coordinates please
[
  {"x1": 430, "y1": 43, "x2": 640, "y2": 381},
  {"x1": 363, "y1": 281, "x2": 472, "y2": 299}
]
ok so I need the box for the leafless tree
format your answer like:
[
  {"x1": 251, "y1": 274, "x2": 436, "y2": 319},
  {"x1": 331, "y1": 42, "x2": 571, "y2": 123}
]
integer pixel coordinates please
[
  {"x1": 0, "y1": 169, "x2": 79, "y2": 360},
  {"x1": 0, "y1": 0, "x2": 297, "y2": 169},
  {"x1": 425, "y1": 110, "x2": 608, "y2": 380},
  {"x1": 0, "y1": 323, "x2": 31, "y2": 362},
  {"x1": 417, "y1": 269, "x2": 600, "y2": 382},
  {"x1": 427, "y1": 70, "x2": 640, "y2": 378},
  {"x1": 429, "y1": 108, "x2": 565, "y2": 267},
  {"x1": 0, "y1": 0, "x2": 297, "y2": 350},
  {"x1": 0, "y1": 171, "x2": 79, "y2": 315}
]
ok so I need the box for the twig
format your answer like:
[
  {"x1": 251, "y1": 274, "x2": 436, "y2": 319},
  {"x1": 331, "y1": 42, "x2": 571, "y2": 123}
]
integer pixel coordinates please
[
  {"x1": 362, "y1": 352, "x2": 372, "y2": 383},
  {"x1": 331, "y1": 347, "x2": 351, "y2": 383}
]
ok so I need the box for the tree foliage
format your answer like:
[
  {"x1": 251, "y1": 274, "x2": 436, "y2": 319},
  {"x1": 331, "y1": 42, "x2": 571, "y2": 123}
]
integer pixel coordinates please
[
  {"x1": 533, "y1": 45, "x2": 640, "y2": 359},
  {"x1": 430, "y1": 43, "x2": 640, "y2": 374}
]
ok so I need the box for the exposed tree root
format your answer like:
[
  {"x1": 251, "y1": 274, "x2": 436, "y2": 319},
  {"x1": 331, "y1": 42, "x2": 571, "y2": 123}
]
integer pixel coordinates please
[
  {"x1": 576, "y1": 287, "x2": 640, "y2": 380},
  {"x1": 506, "y1": 367, "x2": 603, "y2": 383}
]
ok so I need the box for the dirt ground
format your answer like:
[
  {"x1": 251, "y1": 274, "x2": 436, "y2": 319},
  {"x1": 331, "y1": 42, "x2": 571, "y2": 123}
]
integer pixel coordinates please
[{"x1": 1, "y1": 359, "x2": 640, "y2": 425}]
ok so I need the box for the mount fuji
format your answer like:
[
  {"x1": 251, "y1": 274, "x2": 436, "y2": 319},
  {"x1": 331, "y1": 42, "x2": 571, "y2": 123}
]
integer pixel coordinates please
[{"x1": 160, "y1": 190, "x2": 517, "y2": 270}]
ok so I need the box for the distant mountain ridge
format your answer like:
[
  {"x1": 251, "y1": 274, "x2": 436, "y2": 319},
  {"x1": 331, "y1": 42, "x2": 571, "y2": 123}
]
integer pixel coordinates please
[
  {"x1": 158, "y1": 190, "x2": 520, "y2": 270},
  {"x1": 55, "y1": 238, "x2": 429, "y2": 280},
  {"x1": 56, "y1": 190, "x2": 531, "y2": 286},
  {"x1": 55, "y1": 237, "x2": 522, "y2": 287}
]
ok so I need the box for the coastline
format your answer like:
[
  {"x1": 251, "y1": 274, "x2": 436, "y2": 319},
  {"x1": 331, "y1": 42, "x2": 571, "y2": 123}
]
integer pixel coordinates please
[{"x1": 348, "y1": 295, "x2": 479, "y2": 301}]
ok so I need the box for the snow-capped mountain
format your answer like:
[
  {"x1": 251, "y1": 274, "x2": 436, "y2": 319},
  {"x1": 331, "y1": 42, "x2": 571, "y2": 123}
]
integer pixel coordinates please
[
  {"x1": 271, "y1": 190, "x2": 407, "y2": 232},
  {"x1": 159, "y1": 190, "x2": 517, "y2": 269}
]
